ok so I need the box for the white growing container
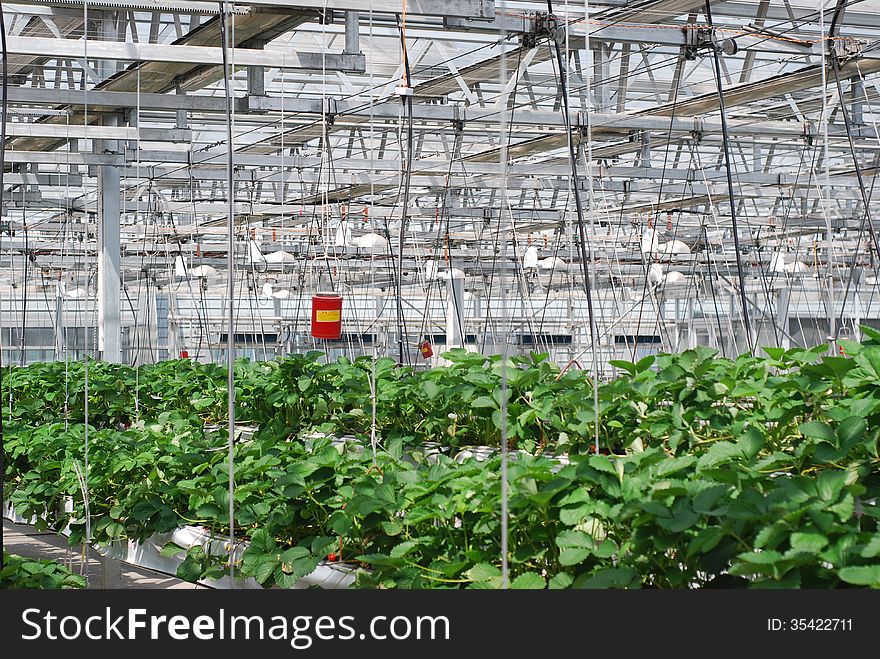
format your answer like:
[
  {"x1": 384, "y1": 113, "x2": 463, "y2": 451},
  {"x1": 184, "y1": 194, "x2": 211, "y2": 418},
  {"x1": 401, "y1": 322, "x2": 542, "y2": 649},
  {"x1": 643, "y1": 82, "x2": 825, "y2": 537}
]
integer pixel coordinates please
[{"x1": 4, "y1": 500, "x2": 356, "y2": 589}]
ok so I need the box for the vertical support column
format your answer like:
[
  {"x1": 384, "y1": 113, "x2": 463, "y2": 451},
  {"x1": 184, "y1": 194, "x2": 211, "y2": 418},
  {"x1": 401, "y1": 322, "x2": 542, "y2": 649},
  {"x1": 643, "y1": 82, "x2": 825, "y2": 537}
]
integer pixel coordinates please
[
  {"x1": 175, "y1": 83, "x2": 189, "y2": 129},
  {"x1": 639, "y1": 131, "x2": 652, "y2": 167},
  {"x1": 851, "y1": 76, "x2": 864, "y2": 128},
  {"x1": 54, "y1": 280, "x2": 64, "y2": 360},
  {"x1": 247, "y1": 66, "x2": 265, "y2": 97},
  {"x1": 244, "y1": 38, "x2": 268, "y2": 99},
  {"x1": 592, "y1": 42, "x2": 612, "y2": 113},
  {"x1": 96, "y1": 10, "x2": 121, "y2": 363},
  {"x1": 445, "y1": 274, "x2": 465, "y2": 353},
  {"x1": 672, "y1": 297, "x2": 681, "y2": 352},
  {"x1": 157, "y1": 289, "x2": 173, "y2": 361},
  {"x1": 687, "y1": 296, "x2": 697, "y2": 349},
  {"x1": 97, "y1": 141, "x2": 121, "y2": 363},
  {"x1": 777, "y1": 287, "x2": 790, "y2": 350},
  {"x1": 344, "y1": 11, "x2": 360, "y2": 55}
]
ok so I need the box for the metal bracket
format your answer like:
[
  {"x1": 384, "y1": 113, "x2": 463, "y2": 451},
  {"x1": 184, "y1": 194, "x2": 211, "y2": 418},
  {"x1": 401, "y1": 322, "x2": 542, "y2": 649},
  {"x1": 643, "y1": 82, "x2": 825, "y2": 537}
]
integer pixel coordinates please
[
  {"x1": 691, "y1": 116, "x2": 705, "y2": 144},
  {"x1": 574, "y1": 110, "x2": 589, "y2": 137},
  {"x1": 682, "y1": 26, "x2": 736, "y2": 60},
  {"x1": 683, "y1": 26, "x2": 712, "y2": 60},
  {"x1": 830, "y1": 36, "x2": 862, "y2": 61},
  {"x1": 534, "y1": 12, "x2": 564, "y2": 47},
  {"x1": 802, "y1": 121, "x2": 816, "y2": 145},
  {"x1": 452, "y1": 103, "x2": 466, "y2": 132},
  {"x1": 323, "y1": 97, "x2": 337, "y2": 127},
  {"x1": 521, "y1": 12, "x2": 546, "y2": 48}
]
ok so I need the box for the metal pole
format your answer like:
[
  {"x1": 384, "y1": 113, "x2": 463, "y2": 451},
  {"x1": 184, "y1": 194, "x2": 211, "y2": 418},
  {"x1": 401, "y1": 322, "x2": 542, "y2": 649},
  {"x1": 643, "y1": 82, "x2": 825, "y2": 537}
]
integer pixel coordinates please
[{"x1": 344, "y1": 11, "x2": 360, "y2": 55}]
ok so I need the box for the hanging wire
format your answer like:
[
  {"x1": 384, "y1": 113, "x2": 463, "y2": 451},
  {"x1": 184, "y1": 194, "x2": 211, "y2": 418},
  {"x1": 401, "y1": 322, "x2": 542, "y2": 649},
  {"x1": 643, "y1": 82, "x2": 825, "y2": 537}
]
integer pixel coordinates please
[
  {"x1": 581, "y1": 0, "x2": 601, "y2": 454},
  {"x1": 0, "y1": 0, "x2": 8, "y2": 569},
  {"x1": 498, "y1": 0, "x2": 510, "y2": 591},
  {"x1": 546, "y1": 0, "x2": 600, "y2": 389},
  {"x1": 219, "y1": 0, "x2": 236, "y2": 580},
  {"x1": 704, "y1": 0, "x2": 755, "y2": 355}
]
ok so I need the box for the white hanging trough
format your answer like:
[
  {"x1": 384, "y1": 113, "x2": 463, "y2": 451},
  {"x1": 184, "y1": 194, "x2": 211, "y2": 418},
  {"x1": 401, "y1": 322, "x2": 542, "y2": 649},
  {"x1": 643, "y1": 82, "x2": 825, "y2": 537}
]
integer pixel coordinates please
[
  {"x1": 353, "y1": 232, "x2": 388, "y2": 249},
  {"x1": 264, "y1": 250, "x2": 296, "y2": 265},
  {"x1": 641, "y1": 228, "x2": 690, "y2": 256},
  {"x1": 538, "y1": 256, "x2": 566, "y2": 270},
  {"x1": 770, "y1": 252, "x2": 809, "y2": 274},
  {"x1": 191, "y1": 265, "x2": 218, "y2": 279}
]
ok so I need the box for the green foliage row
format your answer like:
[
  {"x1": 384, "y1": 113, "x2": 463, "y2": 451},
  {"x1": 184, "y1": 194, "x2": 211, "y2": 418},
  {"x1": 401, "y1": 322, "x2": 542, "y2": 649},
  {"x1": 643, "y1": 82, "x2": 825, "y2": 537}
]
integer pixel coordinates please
[
  {"x1": 1, "y1": 553, "x2": 86, "y2": 589},
  {"x1": 3, "y1": 331, "x2": 880, "y2": 588}
]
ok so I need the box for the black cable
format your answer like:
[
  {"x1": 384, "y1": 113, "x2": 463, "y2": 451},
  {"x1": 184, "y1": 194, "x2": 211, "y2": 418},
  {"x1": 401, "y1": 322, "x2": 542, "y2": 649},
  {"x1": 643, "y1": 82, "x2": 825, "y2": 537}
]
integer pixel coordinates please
[
  {"x1": 0, "y1": 1, "x2": 8, "y2": 569},
  {"x1": 702, "y1": 223, "x2": 727, "y2": 355},
  {"x1": 704, "y1": 0, "x2": 754, "y2": 356},
  {"x1": 18, "y1": 209, "x2": 28, "y2": 365},
  {"x1": 395, "y1": 13, "x2": 414, "y2": 365},
  {"x1": 545, "y1": 1, "x2": 598, "y2": 366}
]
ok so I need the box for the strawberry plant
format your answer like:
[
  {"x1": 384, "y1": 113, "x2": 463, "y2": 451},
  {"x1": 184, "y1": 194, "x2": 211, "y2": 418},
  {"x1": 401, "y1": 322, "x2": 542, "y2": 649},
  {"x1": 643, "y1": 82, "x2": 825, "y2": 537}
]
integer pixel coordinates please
[
  {"x1": 3, "y1": 332, "x2": 880, "y2": 588},
  {"x1": 1, "y1": 552, "x2": 86, "y2": 589}
]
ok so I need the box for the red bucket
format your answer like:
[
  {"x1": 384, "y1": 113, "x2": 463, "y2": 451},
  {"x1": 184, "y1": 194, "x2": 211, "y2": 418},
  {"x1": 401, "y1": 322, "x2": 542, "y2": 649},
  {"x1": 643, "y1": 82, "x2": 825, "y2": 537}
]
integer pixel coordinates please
[{"x1": 311, "y1": 293, "x2": 343, "y2": 340}]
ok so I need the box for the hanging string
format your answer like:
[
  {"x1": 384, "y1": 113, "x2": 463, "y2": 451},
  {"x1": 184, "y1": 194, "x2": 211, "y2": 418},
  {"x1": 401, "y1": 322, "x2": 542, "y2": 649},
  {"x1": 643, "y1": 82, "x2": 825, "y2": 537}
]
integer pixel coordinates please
[
  {"x1": 0, "y1": 0, "x2": 7, "y2": 570},
  {"x1": 219, "y1": 0, "x2": 236, "y2": 580},
  {"x1": 498, "y1": 0, "x2": 511, "y2": 591}
]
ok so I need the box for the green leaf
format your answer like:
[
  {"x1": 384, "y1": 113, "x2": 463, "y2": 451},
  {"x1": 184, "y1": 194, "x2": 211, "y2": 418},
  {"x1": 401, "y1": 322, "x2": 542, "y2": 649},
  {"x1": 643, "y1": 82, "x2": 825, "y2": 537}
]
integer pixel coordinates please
[
  {"x1": 861, "y1": 535, "x2": 880, "y2": 559},
  {"x1": 556, "y1": 529, "x2": 594, "y2": 549},
  {"x1": 609, "y1": 360, "x2": 637, "y2": 376},
  {"x1": 816, "y1": 470, "x2": 847, "y2": 501},
  {"x1": 253, "y1": 556, "x2": 278, "y2": 584},
  {"x1": 467, "y1": 563, "x2": 501, "y2": 584},
  {"x1": 159, "y1": 542, "x2": 186, "y2": 558},
  {"x1": 838, "y1": 565, "x2": 880, "y2": 587},
  {"x1": 548, "y1": 573, "x2": 573, "y2": 589},
  {"x1": 176, "y1": 557, "x2": 203, "y2": 583},
  {"x1": 587, "y1": 455, "x2": 617, "y2": 475},
  {"x1": 697, "y1": 442, "x2": 741, "y2": 469},
  {"x1": 510, "y1": 572, "x2": 545, "y2": 589},
  {"x1": 559, "y1": 505, "x2": 591, "y2": 526},
  {"x1": 799, "y1": 420, "x2": 836, "y2": 444},
  {"x1": 574, "y1": 567, "x2": 640, "y2": 589},
  {"x1": 389, "y1": 541, "x2": 419, "y2": 559},
  {"x1": 421, "y1": 381, "x2": 441, "y2": 400},
  {"x1": 838, "y1": 416, "x2": 866, "y2": 448},
  {"x1": 280, "y1": 547, "x2": 310, "y2": 563},
  {"x1": 635, "y1": 355, "x2": 656, "y2": 372},
  {"x1": 559, "y1": 548, "x2": 591, "y2": 566},
  {"x1": 381, "y1": 521, "x2": 404, "y2": 536},
  {"x1": 248, "y1": 528, "x2": 276, "y2": 555},
  {"x1": 789, "y1": 532, "x2": 828, "y2": 555},
  {"x1": 654, "y1": 455, "x2": 696, "y2": 478},
  {"x1": 737, "y1": 427, "x2": 764, "y2": 458},
  {"x1": 658, "y1": 508, "x2": 699, "y2": 533}
]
